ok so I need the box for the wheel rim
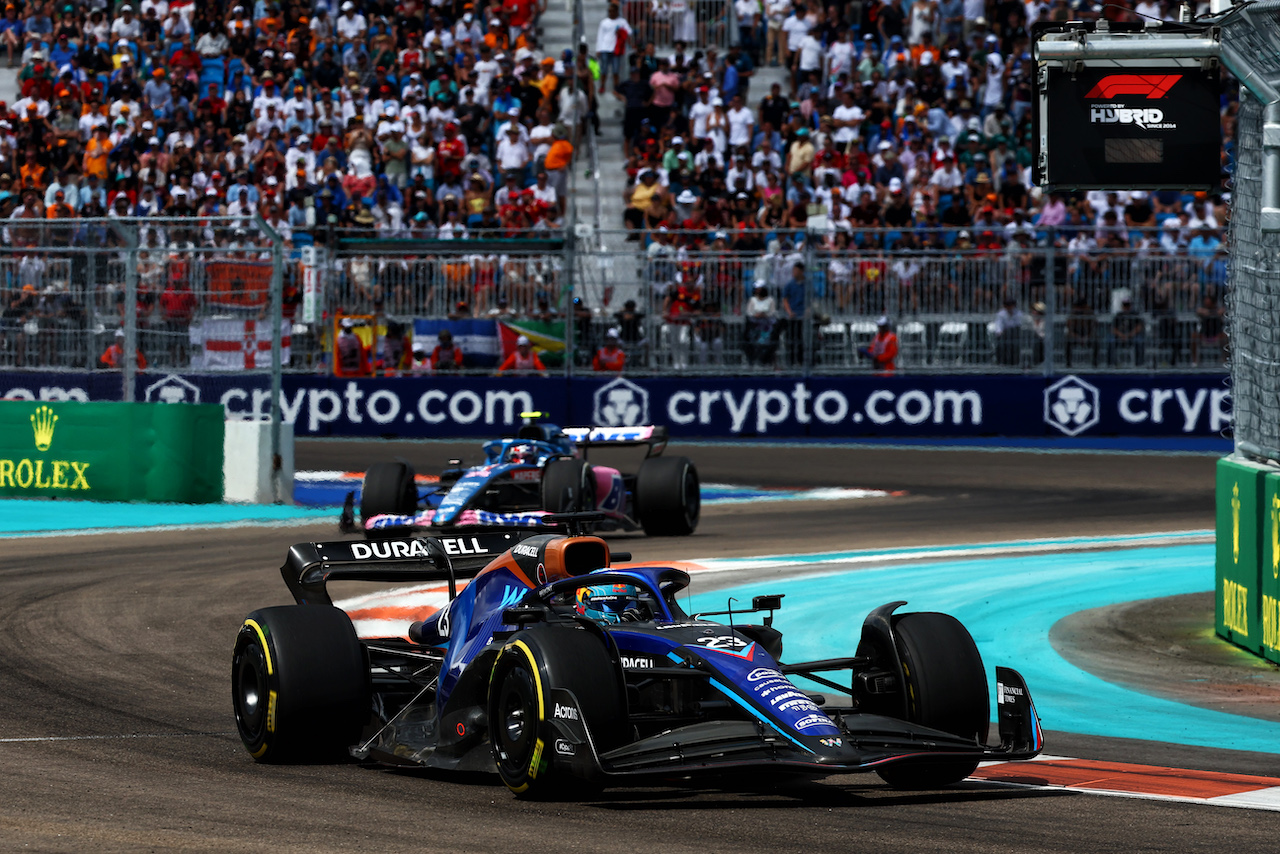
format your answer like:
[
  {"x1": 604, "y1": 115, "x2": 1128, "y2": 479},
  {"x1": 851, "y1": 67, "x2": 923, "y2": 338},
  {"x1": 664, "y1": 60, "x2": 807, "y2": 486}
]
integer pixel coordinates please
[
  {"x1": 494, "y1": 666, "x2": 539, "y2": 776},
  {"x1": 233, "y1": 641, "x2": 269, "y2": 742}
]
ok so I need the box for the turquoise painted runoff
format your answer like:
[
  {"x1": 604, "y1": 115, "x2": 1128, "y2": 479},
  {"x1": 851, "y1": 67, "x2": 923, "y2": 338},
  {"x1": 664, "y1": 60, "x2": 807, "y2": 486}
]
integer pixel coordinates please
[
  {"x1": 690, "y1": 544, "x2": 1280, "y2": 755},
  {"x1": 0, "y1": 499, "x2": 334, "y2": 535}
]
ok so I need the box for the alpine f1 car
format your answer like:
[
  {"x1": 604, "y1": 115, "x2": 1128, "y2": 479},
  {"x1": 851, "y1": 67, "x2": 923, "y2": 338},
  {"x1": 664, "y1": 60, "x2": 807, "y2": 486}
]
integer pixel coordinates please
[
  {"x1": 231, "y1": 518, "x2": 1044, "y2": 796},
  {"x1": 340, "y1": 414, "x2": 699, "y2": 538}
]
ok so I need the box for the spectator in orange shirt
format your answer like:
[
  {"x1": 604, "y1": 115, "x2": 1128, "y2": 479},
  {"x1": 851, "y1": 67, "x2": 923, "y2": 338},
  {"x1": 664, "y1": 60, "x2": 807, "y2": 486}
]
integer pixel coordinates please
[
  {"x1": 83, "y1": 125, "x2": 113, "y2": 180},
  {"x1": 543, "y1": 125, "x2": 573, "y2": 203},
  {"x1": 498, "y1": 334, "x2": 547, "y2": 375},
  {"x1": 99, "y1": 330, "x2": 149, "y2": 370},
  {"x1": 858, "y1": 316, "x2": 899, "y2": 374},
  {"x1": 430, "y1": 329, "x2": 466, "y2": 371},
  {"x1": 334, "y1": 317, "x2": 371, "y2": 376},
  {"x1": 592, "y1": 328, "x2": 626, "y2": 372},
  {"x1": 45, "y1": 189, "x2": 74, "y2": 218}
]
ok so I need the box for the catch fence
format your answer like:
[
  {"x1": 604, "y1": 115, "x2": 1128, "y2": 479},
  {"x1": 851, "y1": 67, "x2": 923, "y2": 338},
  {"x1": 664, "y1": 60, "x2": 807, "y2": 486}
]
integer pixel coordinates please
[
  {"x1": 0, "y1": 225, "x2": 1229, "y2": 381},
  {"x1": 619, "y1": 0, "x2": 735, "y2": 51}
]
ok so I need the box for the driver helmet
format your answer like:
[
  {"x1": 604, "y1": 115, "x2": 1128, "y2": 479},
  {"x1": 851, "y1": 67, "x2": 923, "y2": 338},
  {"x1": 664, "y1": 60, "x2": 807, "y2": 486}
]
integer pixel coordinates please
[
  {"x1": 576, "y1": 583, "x2": 644, "y2": 623},
  {"x1": 506, "y1": 443, "x2": 537, "y2": 464}
]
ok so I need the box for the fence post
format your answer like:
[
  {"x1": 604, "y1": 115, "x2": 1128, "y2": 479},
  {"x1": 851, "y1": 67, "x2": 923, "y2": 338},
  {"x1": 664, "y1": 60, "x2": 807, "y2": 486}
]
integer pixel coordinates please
[
  {"x1": 804, "y1": 233, "x2": 816, "y2": 374},
  {"x1": 84, "y1": 241, "x2": 97, "y2": 370},
  {"x1": 108, "y1": 220, "x2": 140, "y2": 403},
  {"x1": 255, "y1": 212, "x2": 286, "y2": 502},
  {"x1": 1044, "y1": 228, "x2": 1056, "y2": 376}
]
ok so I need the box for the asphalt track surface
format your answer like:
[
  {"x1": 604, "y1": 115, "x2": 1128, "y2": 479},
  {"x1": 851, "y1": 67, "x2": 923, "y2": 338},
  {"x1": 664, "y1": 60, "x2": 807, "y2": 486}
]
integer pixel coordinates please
[{"x1": 4, "y1": 442, "x2": 1280, "y2": 852}]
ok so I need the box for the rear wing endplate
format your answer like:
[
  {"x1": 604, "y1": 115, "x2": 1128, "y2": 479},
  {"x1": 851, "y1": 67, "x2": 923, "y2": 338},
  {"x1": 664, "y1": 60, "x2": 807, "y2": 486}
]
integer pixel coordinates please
[{"x1": 280, "y1": 531, "x2": 538, "y2": 606}]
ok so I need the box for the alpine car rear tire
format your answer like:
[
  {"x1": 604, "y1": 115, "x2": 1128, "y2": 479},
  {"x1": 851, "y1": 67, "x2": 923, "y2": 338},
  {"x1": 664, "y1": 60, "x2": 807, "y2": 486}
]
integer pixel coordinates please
[
  {"x1": 488, "y1": 624, "x2": 625, "y2": 798},
  {"x1": 360, "y1": 461, "x2": 417, "y2": 535},
  {"x1": 231, "y1": 605, "x2": 370, "y2": 764},
  {"x1": 541, "y1": 458, "x2": 595, "y2": 514},
  {"x1": 634, "y1": 456, "x2": 700, "y2": 536},
  {"x1": 875, "y1": 612, "x2": 989, "y2": 789}
]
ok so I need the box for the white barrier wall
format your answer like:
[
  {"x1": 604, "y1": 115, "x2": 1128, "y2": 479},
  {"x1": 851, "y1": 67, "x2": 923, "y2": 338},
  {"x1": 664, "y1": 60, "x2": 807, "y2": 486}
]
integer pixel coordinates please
[{"x1": 223, "y1": 419, "x2": 294, "y2": 504}]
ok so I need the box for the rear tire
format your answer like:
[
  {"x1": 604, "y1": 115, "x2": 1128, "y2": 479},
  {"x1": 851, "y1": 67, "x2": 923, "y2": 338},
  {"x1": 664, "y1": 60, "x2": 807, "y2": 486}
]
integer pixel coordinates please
[
  {"x1": 231, "y1": 605, "x2": 370, "y2": 763},
  {"x1": 360, "y1": 461, "x2": 417, "y2": 534},
  {"x1": 540, "y1": 458, "x2": 595, "y2": 513},
  {"x1": 875, "y1": 612, "x2": 989, "y2": 789},
  {"x1": 488, "y1": 624, "x2": 626, "y2": 798},
  {"x1": 634, "y1": 456, "x2": 700, "y2": 536}
]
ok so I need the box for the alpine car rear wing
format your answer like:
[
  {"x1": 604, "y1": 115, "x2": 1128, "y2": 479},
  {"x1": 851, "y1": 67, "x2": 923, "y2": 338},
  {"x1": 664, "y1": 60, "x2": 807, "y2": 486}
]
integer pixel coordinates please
[
  {"x1": 560, "y1": 425, "x2": 668, "y2": 456},
  {"x1": 280, "y1": 531, "x2": 538, "y2": 606}
]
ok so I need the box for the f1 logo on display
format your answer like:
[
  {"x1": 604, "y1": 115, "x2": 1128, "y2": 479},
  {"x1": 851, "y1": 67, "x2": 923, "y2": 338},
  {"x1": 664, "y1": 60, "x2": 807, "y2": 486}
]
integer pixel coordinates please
[{"x1": 1085, "y1": 74, "x2": 1181, "y2": 100}]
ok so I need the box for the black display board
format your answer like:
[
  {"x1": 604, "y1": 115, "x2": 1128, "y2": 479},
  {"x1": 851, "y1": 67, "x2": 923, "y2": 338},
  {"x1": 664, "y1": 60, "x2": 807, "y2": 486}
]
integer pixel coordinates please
[{"x1": 1036, "y1": 66, "x2": 1221, "y2": 190}]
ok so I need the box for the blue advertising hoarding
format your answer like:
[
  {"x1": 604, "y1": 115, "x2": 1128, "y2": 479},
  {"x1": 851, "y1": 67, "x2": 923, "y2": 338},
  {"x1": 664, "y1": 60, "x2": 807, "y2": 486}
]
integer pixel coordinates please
[{"x1": 0, "y1": 371, "x2": 1231, "y2": 441}]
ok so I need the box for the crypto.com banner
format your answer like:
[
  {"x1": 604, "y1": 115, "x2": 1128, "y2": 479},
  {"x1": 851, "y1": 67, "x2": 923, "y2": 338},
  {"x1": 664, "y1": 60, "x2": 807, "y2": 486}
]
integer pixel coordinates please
[{"x1": 0, "y1": 372, "x2": 1230, "y2": 440}]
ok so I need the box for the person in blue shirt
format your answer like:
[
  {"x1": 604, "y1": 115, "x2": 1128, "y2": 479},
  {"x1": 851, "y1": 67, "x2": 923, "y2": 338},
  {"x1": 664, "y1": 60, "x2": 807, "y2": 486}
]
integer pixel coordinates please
[
  {"x1": 0, "y1": 4, "x2": 25, "y2": 67},
  {"x1": 49, "y1": 32, "x2": 74, "y2": 68},
  {"x1": 781, "y1": 261, "x2": 808, "y2": 366}
]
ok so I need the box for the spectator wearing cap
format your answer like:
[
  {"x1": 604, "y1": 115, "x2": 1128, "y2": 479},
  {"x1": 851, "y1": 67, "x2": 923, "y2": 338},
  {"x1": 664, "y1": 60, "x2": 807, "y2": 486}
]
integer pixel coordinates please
[
  {"x1": 100, "y1": 328, "x2": 148, "y2": 370},
  {"x1": 334, "y1": 317, "x2": 371, "y2": 377},
  {"x1": 593, "y1": 328, "x2": 626, "y2": 372},
  {"x1": 858, "y1": 316, "x2": 899, "y2": 373},
  {"x1": 498, "y1": 334, "x2": 547, "y2": 375}
]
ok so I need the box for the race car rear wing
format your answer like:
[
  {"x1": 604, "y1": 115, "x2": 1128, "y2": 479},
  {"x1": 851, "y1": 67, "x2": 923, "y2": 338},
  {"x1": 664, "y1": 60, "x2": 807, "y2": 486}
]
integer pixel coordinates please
[
  {"x1": 280, "y1": 531, "x2": 538, "y2": 606},
  {"x1": 560, "y1": 425, "x2": 668, "y2": 456}
]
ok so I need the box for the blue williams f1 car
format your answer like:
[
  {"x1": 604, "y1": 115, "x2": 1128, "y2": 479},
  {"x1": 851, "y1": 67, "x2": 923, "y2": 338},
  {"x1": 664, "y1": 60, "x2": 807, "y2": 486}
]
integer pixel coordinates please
[
  {"x1": 232, "y1": 518, "x2": 1043, "y2": 796},
  {"x1": 341, "y1": 415, "x2": 699, "y2": 538}
]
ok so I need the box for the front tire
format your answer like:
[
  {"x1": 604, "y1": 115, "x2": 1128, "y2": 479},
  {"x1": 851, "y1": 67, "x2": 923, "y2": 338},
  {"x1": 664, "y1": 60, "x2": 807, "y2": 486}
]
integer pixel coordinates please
[
  {"x1": 231, "y1": 605, "x2": 370, "y2": 763},
  {"x1": 359, "y1": 461, "x2": 418, "y2": 534},
  {"x1": 488, "y1": 624, "x2": 626, "y2": 798},
  {"x1": 634, "y1": 456, "x2": 700, "y2": 536},
  {"x1": 540, "y1": 457, "x2": 595, "y2": 513},
  {"x1": 875, "y1": 612, "x2": 989, "y2": 789}
]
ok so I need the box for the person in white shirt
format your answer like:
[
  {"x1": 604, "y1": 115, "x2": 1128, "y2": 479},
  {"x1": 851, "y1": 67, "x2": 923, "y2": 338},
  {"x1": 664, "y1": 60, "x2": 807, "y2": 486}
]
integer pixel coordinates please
[
  {"x1": 940, "y1": 48, "x2": 968, "y2": 90},
  {"x1": 335, "y1": 2, "x2": 367, "y2": 44},
  {"x1": 827, "y1": 29, "x2": 855, "y2": 82},
  {"x1": 111, "y1": 5, "x2": 141, "y2": 41},
  {"x1": 781, "y1": 6, "x2": 809, "y2": 66},
  {"x1": 726, "y1": 95, "x2": 755, "y2": 148},
  {"x1": 688, "y1": 87, "x2": 715, "y2": 142},
  {"x1": 496, "y1": 124, "x2": 531, "y2": 177},
  {"x1": 595, "y1": 3, "x2": 632, "y2": 94},
  {"x1": 831, "y1": 89, "x2": 863, "y2": 146},
  {"x1": 794, "y1": 30, "x2": 823, "y2": 87}
]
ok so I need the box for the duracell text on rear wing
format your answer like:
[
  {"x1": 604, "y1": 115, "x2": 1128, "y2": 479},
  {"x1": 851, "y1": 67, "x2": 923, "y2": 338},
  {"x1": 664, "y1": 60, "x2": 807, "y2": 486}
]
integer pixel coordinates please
[{"x1": 279, "y1": 531, "x2": 541, "y2": 606}]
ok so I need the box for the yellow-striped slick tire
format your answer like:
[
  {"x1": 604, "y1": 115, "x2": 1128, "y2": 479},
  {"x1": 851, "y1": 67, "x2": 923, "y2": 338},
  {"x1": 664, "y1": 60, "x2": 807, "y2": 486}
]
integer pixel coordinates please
[
  {"x1": 487, "y1": 624, "x2": 627, "y2": 798},
  {"x1": 231, "y1": 605, "x2": 369, "y2": 763}
]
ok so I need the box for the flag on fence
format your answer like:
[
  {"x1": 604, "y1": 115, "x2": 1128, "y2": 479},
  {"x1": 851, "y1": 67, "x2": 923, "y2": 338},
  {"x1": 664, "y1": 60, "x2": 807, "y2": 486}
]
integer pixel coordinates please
[
  {"x1": 498, "y1": 319, "x2": 566, "y2": 366},
  {"x1": 189, "y1": 318, "x2": 292, "y2": 370},
  {"x1": 206, "y1": 261, "x2": 272, "y2": 308},
  {"x1": 412, "y1": 319, "x2": 502, "y2": 367}
]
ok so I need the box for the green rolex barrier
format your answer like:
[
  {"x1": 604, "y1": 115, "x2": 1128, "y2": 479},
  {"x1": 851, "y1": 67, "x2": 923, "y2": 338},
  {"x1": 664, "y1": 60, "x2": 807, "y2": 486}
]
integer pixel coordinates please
[
  {"x1": 0, "y1": 400, "x2": 224, "y2": 503},
  {"x1": 1215, "y1": 456, "x2": 1269, "y2": 653},
  {"x1": 1261, "y1": 472, "x2": 1280, "y2": 664}
]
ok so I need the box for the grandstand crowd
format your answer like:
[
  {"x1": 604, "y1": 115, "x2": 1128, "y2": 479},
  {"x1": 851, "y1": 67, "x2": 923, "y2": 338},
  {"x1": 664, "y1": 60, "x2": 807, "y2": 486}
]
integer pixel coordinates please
[
  {"x1": 611, "y1": 0, "x2": 1235, "y2": 368},
  {"x1": 0, "y1": 0, "x2": 578, "y2": 237},
  {"x1": 0, "y1": 0, "x2": 1237, "y2": 372}
]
